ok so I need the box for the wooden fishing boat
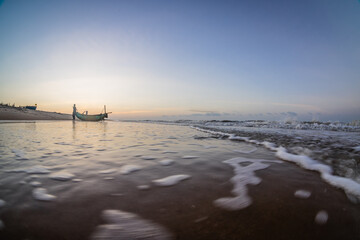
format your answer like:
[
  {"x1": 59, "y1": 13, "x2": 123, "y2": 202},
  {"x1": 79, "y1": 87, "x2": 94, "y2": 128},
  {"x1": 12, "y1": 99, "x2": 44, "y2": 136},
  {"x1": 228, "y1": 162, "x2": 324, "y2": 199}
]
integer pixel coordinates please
[
  {"x1": 75, "y1": 112, "x2": 108, "y2": 121},
  {"x1": 25, "y1": 104, "x2": 37, "y2": 110},
  {"x1": 73, "y1": 105, "x2": 110, "y2": 121}
]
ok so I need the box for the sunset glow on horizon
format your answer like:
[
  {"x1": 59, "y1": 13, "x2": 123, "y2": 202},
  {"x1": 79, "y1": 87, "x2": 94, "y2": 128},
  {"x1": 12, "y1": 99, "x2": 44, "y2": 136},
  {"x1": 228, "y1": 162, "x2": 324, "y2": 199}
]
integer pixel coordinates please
[{"x1": 1, "y1": 0, "x2": 359, "y2": 121}]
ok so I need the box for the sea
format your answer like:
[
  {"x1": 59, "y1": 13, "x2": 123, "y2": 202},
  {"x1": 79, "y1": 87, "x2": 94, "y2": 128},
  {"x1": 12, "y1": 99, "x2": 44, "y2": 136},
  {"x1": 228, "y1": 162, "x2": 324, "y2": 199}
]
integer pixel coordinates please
[{"x1": 0, "y1": 120, "x2": 359, "y2": 240}]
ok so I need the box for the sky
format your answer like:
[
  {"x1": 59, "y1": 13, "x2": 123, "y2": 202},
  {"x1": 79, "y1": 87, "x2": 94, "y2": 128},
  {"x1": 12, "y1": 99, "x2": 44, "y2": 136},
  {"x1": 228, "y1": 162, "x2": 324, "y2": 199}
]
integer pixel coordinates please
[{"x1": 0, "y1": 0, "x2": 359, "y2": 121}]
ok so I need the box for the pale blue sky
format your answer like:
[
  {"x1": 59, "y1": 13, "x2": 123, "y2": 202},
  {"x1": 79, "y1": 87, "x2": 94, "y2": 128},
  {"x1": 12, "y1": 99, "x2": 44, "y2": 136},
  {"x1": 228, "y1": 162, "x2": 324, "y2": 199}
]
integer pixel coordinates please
[{"x1": 0, "y1": 0, "x2": 359, "y2": 121}]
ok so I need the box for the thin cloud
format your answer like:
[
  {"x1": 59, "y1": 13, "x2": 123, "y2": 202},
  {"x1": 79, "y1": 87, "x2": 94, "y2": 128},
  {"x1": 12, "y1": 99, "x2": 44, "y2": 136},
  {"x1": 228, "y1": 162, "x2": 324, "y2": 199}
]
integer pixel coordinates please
[
  {"x1": 189, "y1": 109, "x2": 219, "y2": 113},
  {"x1": 270, "y1": 102, "x2": 322, "y2": 112}
]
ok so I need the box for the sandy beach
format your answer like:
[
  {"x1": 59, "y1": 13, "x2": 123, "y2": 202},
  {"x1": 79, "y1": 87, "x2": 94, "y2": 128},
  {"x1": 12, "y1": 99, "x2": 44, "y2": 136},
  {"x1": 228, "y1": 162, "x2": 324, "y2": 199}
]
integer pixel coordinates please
[
  {"x1": 0, "y1": 121, "x2": 359, "y2": 240},
  {"x1": 0, "y1": 105, "x2": 72, "y2": 120}
]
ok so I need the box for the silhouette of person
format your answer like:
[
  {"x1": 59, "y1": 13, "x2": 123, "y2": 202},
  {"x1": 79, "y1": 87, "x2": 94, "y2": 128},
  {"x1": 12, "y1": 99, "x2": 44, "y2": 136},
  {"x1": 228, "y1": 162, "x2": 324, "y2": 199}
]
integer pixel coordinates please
[{"x1": 73, "y1": 104, "x2": 76, "y2": 120}]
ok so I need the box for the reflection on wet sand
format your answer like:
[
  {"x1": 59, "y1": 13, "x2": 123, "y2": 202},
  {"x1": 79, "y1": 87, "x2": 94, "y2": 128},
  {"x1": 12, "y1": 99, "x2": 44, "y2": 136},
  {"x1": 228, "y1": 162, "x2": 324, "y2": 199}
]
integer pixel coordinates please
[{"x1": 0, "y1": 121, "x2": 359, "y2": 240}]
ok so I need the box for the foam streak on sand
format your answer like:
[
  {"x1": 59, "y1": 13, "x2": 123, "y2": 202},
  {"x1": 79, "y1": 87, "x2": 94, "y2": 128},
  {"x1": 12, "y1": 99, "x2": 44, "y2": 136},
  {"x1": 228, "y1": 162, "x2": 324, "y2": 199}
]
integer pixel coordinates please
[
  {"x1": 120, "y1": 165, "x2": 142, "y2": 175},
  {"x1": 32, "y1": 188, "x2": 56, "y2": 201},
  {"x1": 49, "y1": 172, "x2": 75, "y2": 181},
  {"x1": 98, "y1": 169, "x2": 117, "y2": 174},
  {"x1": 30, "y1": 181, "x2": 41, "y2": 187},
  {"x1": 193, "y1": 126, "x2": 360, "y2": 201},
  {"x1": 294, "y1": 190, "x2": 311, "y2": 199},
  {"x1": 315, "y1": 210, "x2": 329, "y2": 225},
  {"x1": 153, "y1": 175, "x2": 190, "y2": 187},
  {"x1": 214, "y1": 157, "x2": 281, "y2": 210},
  {"x1": 159, "y1": 159, "x2": 175, "y2": 166},
  {"x1": 91, "y1": 210, "x2": 172, "y2": 240}
]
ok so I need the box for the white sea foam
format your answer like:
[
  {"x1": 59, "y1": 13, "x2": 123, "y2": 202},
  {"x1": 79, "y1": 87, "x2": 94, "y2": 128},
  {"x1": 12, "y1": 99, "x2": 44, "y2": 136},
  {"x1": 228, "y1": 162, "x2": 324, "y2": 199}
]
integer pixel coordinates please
[
  {"x1": 182, "y1": 156, "x2": 198, "y2": 159},
  {"x1": 315, "y1": 210, "x2": 328, "y2": 225},
  {"x1": 153, "y1": 174, "x2": 190, "y2": 187},
  {"x1": 294, "y1": 190, "x2": 311, "y2": 199},
  {"x1": 214, "y1": 157, "x2": 281, "y2": 211},
  {"x1": 32, "y1": 188, "x2": 56, "y2": 201},
  {"x1": 229, "y1": 135, "x2": 249, "y2": 141},
  {"x1": 276, "y1": 147, "x2": 360, "y2": 200},
  {"x1": 353, "y1": 145, "x2": 360, "y2": 152},
  {"x1": 120, "y1": 165, "x2": 142, "y2": 175},
  {"x1": 30, "y1": 181, "x2": 42, "y2": 187},
  {"x1": 0, "y1": 199, "x2": 5, "y2": 207},
  {"x1": 159, "y1": 159, "x2": 174, "y2": 166},
  {"x1": 193, "y1": 126, "x2": 360, "y2": 202},
  {"x1": 73, "y1": 178, "x2": 83, "y2": 182},
  {"x1": 275, "y1": 147, "x2": 332, "y2": 173},
  {"x1": 91, "y1": 209, "x2": 173, "y2": 240},
  {"x1": 248, "y1": 139, "x2": 260, "y2": 144},
  {"x1": 49, "y1": 172, "x2": 75, "y2": 181},
  {"x1": 98, "y1": 169, "x2": 117, "y2": 174},
  {"x1": 192, "y1": 119, "x2": 360, "y2": 132},
  {"x1": 261, "y1": 141, "x2": 277, "y2": 151}
]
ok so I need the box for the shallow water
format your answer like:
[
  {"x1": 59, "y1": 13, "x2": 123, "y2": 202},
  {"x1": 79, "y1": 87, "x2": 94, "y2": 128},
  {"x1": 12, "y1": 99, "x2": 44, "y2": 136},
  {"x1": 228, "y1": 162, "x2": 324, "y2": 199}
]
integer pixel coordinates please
[
  {"x1": 0, "y1": 122, "x2": 271, "y2": 213},
  {"x1": 0, "y1": 121, "x2": 359, "y2": 239}
]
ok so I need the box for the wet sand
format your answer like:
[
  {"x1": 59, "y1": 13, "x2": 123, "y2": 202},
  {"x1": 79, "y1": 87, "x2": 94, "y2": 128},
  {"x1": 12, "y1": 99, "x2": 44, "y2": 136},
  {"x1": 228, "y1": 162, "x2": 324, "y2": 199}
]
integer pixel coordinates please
[
  {"x1": 1, "y1": 161, "x2": 359, "y2": 240},
  {"x1": 0, "y1": 121, "x2": 359, "y2": 240},
  {"x1": 0, "y1": 105, "x2": 72, "y2": 120}
]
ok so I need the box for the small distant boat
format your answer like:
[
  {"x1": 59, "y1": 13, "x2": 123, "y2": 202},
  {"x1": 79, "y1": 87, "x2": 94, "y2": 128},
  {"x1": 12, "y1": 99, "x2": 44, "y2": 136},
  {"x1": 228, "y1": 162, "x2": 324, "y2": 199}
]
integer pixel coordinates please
[
  {"x1": 73, "y1": 105, "x2": 110, "y2": 121},
  {"x1": 25, "y1": 104, "x2": 37, "y2": 110}
]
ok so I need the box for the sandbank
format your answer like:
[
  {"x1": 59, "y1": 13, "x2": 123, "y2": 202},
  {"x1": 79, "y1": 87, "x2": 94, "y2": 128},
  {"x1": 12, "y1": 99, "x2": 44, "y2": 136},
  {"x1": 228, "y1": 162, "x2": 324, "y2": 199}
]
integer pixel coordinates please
[{"x1": 0, "y1": 105, "x2": 72, "y2": 120}]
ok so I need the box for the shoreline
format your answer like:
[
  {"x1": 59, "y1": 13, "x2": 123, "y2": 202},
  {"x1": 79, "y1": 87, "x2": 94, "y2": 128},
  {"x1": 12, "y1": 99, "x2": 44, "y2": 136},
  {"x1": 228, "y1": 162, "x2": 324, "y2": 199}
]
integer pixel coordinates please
[{"x1": 0, "y1": 105, "x2": 72, "y2": 120}]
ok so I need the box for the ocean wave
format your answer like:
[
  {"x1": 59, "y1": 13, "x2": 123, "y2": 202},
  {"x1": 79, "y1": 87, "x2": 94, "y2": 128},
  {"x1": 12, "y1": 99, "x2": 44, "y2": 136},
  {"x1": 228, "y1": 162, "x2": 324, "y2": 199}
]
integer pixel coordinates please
[{"x1": 191, "y1": 126, "x2": 360, "y2": 202}]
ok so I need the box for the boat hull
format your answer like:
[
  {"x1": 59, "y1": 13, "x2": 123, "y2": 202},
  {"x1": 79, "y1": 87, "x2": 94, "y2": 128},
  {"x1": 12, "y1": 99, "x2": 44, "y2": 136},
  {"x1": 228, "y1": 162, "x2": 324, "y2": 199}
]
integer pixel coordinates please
[
  {"x1": 75, "y1": 112, "x2": 107, "y2": 121},
  {"x1": 25, "y1": 106, "x2": 37, "y2": 110}
]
